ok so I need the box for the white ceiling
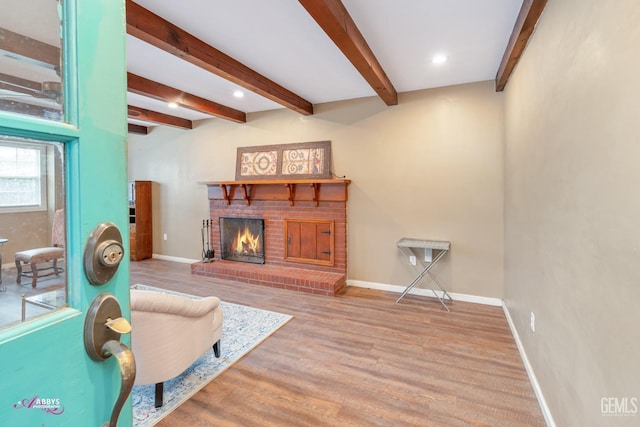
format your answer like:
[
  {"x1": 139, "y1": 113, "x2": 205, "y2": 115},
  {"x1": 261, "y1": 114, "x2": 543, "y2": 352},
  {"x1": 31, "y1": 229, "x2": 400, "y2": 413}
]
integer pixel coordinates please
[
  {"x1": 127, "y1": 0, "x2": 524, "y2": 126},
  {"x1": 0, "y1": 0, "x2": 523, "y2": 124}
]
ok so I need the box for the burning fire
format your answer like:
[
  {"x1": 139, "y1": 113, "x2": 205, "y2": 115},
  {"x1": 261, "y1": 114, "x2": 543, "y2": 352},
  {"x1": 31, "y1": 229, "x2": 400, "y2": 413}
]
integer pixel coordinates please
[{"x1": 233, "y1": 225, "x2": 261, "y2": 255}]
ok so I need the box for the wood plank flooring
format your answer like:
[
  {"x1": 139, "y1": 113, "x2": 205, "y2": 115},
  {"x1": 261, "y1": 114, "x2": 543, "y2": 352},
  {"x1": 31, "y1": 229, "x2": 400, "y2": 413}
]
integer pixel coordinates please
[{"x1": 131, "y1": 259, "x2": 545, "y2": 427}]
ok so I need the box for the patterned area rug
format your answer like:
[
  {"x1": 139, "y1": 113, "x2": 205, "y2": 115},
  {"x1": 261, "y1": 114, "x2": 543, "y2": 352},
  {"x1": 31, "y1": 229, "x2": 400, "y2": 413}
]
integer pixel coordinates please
[{"x1": 131, "y1": 286, "x2": 293, "y2": 426}]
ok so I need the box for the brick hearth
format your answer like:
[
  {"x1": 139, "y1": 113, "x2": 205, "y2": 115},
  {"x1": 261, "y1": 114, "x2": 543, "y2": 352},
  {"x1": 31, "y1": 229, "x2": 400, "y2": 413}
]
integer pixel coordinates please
[
  {"x1": 193, "y1": 180, "x2": 350, "y2": 296},
  {"x1": 190, "y1": 260, "x2": 346, "y2": 296}
]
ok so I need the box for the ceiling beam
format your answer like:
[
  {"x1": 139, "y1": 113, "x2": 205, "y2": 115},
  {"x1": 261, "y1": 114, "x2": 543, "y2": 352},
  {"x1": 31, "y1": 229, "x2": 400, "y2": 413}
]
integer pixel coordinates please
[
  {"x1": 127, "y1": 73, "x2": 246, "y2": 123},
  {"x1": 128, "y1": 123, "x2": 149, "y2": 135},
  {"x1": 125, "y1": 0, "x2": 313, "y2": 115},
  {"x1": 298, "y1": 0, "x2": 397, "y2": 106},
  {"x1": 0, "y1": 29, "x2": 244, "y2": 125},
  {"x1": 0, "y1": 72, "x2": 43, "y2": 92},
  {"x1": 495, "y1": 0, "x2": 548, "y2": 92},
  {"x1": 127, "y1": 105, "x2": 193, "y2": 129},
  {"x1": 0, "y1": 99, "x2": 60, "y2": 118},
  {"x1": 0, "y1": 27, "x2": 60, "y2": 71},
  {"x1": 0, "y1": 73, "x2": 193, "y2": 130},
  {"x1": 0, "y1": 73, "x2": 64, "y2": 107},
  {"x1": 1, "y1": 88, "x2": 191, "y2": 129},
  {"x1": 0, "y1": 82, "x2": 44, "y2": 98}
]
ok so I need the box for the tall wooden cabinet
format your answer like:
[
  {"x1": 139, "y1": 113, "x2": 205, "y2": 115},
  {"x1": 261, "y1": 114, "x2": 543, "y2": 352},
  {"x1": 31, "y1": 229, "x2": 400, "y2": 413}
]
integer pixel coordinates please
[{"x1": 129, "y1": 180, "x2": 152, "y2": 261}]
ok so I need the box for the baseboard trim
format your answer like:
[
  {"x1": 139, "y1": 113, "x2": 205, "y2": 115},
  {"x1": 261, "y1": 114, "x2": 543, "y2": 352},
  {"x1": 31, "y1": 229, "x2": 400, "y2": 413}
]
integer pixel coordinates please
[
  {"x1": 151, "y1": 254, "x2": 200, "y2": 264},
  {"x1": 502, "y1": 304, "x2": 556, "y2": 427},
  {"x1": 346, "y1": 279, "x2": 502, "y2": 306}
]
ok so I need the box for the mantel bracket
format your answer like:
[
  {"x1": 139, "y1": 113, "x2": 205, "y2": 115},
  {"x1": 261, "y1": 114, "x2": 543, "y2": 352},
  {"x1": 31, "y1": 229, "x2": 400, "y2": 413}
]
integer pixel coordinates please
[
  {"x1": 240, "y1": 184, "x2": 251, "y2": 205},
  {"x1": 310, "y1": 183, "x2": 320, "y2": 207},
  {"x1": 220, "y1": 184, "x2": 231, "y2": 205},
  {"x1": 285, "y1": 183, "x2": 296, "y2": 206}
]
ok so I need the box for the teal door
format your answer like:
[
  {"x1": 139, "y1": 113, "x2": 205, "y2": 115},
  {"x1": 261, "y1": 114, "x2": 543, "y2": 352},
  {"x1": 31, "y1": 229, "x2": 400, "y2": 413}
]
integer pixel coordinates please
[{"x1": 0, "y1": 0, "x2": 131, "y2": 426}]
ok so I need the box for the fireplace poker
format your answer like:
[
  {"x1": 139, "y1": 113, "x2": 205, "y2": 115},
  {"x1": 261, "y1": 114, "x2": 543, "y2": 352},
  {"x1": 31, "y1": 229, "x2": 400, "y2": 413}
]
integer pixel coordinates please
[
  {"x1": 206, "y1": 220, "x2": 209, "y2": 260},
  {"x1": 201, "y1": 220, "x2": 206, "y2": 260},
  {"x1": 201, "y1": 219, "x2": 214, "y2": 263},
  {"x1": 205, "y1": 219, "x2": 214, "y2": 261}
]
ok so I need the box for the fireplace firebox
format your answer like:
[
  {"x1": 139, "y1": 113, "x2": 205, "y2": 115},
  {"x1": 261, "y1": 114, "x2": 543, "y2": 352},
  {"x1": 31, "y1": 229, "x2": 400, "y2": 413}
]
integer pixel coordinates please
[{"x1": 219, "y1": 217, "x2": 265, "y2": 264}]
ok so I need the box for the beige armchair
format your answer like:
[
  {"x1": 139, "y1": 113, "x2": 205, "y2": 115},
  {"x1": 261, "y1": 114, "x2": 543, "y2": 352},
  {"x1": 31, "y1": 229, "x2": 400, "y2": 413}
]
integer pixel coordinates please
[{"x1": 130, "y1": 287, "x2": 223, "y2": 408}]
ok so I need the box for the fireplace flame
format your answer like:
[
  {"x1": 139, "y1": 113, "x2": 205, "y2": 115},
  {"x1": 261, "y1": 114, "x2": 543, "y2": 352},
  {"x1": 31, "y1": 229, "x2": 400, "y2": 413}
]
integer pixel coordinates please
[{"x1": 233, "y1": 225, "x2": 261, "y2": 256}]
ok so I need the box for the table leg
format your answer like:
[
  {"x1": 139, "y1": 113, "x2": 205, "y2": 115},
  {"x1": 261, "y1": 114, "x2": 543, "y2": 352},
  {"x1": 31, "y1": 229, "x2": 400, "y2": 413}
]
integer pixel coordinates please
[
  {"x1": 30, "y1": 261, "x2": 38, "y2": 288},
  {"x1": 396, "y1": 248, "x2": 450, "y2": 310}
]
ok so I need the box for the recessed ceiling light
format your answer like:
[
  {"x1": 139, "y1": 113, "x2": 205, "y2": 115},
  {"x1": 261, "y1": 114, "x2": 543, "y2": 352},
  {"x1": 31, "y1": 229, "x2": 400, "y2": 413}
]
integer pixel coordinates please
[
  {"x1": 233, "y1": 90, "x2": 244, "y2": 98},
  {"x1": 167, "y1": 102, "x2": 178, "y2": 109},
  {"x1": 432, "y1": 54, "x2": 448, "y2": 64}
]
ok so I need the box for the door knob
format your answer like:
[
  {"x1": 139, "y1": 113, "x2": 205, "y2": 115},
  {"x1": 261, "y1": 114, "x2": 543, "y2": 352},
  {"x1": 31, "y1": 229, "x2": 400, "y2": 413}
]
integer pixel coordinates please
[{"x1": 84, "y1": 293, "x2": 136, "y2": 427}]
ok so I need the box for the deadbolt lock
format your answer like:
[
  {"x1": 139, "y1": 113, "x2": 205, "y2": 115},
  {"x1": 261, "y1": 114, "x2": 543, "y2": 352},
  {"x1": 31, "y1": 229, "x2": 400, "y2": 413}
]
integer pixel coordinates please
[
  {"x1": 84, "y1": 222, "x2": 124, "y2": 285},
  {"x1": 97, "y1": 241, "x2": 124, "y2": 267}
]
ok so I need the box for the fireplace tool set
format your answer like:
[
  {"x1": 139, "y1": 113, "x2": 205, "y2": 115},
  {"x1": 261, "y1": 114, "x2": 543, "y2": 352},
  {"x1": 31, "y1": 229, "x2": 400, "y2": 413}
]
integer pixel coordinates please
[{"x1": 201, "y1": 219, "x2": 215, "y2": 262}]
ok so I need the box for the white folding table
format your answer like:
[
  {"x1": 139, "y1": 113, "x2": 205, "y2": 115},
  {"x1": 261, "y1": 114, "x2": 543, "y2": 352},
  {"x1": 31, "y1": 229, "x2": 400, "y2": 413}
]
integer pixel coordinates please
[{"x1": 396, "y1": 238, "x2": 452, "y2": 310}]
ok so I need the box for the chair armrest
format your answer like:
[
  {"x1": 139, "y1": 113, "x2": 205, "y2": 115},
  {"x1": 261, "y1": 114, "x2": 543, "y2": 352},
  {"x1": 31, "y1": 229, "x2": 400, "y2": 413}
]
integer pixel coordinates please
[{"x1": 131, "y1": 289, "x2": 220, "y2": 317}]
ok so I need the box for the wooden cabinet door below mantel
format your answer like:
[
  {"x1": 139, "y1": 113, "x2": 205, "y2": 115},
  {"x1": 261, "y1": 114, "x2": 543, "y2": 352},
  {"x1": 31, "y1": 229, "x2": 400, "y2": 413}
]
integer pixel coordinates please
[{"x1": 285, "y1": 219, "x2": 334, "y2": 266}]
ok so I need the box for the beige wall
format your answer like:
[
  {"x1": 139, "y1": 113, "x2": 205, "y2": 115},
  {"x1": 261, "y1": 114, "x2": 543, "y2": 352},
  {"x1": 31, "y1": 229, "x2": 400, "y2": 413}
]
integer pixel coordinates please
[
  {"x1": 503, "y1": 0, "x2": 640, "y2": 425},
  {"x1": 1, "y1": 211, "x2": 50, "y2": 266},
  {"x1": 128, "y1": 81, "x2": 505, "y2": 298}
]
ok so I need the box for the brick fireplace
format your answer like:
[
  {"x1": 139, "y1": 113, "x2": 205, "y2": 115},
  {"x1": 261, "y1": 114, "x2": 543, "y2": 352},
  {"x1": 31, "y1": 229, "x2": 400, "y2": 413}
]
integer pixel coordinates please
[{"x1": 191, "y1": 179, "x2": 350, "y2": 295}]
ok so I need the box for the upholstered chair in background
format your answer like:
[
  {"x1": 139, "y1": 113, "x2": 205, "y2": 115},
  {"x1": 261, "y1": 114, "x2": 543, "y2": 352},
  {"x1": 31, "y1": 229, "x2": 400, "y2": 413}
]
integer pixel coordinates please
[
  {"x1": 130, "y1": 287, "x2": 223, "y2": 408},
  {"x1": 15, "y1": 209, "x2": 65, "y2": 288}
]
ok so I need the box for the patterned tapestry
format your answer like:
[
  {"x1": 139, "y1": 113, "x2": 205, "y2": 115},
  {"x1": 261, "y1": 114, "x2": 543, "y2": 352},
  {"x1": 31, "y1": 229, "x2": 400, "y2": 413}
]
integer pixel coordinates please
[
  {"x1": 281, "y1": 148, "x2": 325, "y2": 175},
  {"x1": 239, "y1": 150, "x2": 278, "y2": 177},
  {"x1": 235, "y1": 141, "x2": 331, "y2": 180}
]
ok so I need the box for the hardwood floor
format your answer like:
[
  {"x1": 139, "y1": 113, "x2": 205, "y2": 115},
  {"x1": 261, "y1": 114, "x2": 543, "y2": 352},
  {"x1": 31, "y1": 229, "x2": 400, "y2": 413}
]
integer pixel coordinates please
[{"x1": 131, "y1": 259, "x2": 545, "y2": 427}]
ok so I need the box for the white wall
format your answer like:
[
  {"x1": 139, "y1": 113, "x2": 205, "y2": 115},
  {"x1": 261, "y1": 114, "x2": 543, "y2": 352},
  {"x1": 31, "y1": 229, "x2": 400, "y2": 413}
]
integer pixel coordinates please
[
  {"x1": 128, "y1": 81, "x2": 505, "y2": 298},
  {"x1": 503, "y1": 0, "x2": 640, "y2": 425}
]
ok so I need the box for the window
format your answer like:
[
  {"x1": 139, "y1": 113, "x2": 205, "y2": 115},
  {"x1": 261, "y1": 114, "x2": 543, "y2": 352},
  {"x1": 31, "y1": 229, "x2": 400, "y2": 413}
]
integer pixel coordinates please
[
  {"x1": 0, "y1": 135, "x2": 66, "y2": 330},
  {"x1": 0, "y1": 140, "x2": 47, "y2": 211}
]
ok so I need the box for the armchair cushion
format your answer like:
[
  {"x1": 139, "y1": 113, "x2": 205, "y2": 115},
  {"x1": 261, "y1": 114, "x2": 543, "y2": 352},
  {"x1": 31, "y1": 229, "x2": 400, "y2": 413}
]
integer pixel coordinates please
[{"x1": 15, "y1": 247, "x2": 64, "y2": 263}]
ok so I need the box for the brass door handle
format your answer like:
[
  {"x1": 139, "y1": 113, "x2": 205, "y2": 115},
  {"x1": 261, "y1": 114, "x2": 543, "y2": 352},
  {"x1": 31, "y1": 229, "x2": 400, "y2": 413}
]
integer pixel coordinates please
[
  {"x1": 84, "y1": 293, "x2": 136, "y2": 427},
  {"x1": 101, "y1": 341, "x2": 135, "y2": 427}
]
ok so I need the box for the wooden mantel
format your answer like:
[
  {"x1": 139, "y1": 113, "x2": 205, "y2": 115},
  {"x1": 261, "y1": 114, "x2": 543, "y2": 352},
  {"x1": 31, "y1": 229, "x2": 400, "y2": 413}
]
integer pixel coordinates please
[{"x1": 201, "y1": 178, "x2": 350, "y2": 207}]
